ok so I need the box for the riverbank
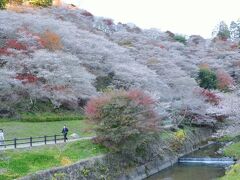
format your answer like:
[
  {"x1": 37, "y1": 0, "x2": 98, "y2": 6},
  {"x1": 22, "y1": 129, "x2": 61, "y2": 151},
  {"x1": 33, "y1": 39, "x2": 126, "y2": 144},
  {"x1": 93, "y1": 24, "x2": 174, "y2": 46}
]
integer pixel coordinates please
[
  {"x1": 121, "y1": 127, "x2": 213, "y2": 179},
  {"x1": 0, "y1": 140, "x2": 107, "y2": 180},
  {"x1": 18, "y1": 127, "x2": 213, "y2": 180},
  {"x1": 220, "y1": 140, "x2": 240, "y2": 179}
]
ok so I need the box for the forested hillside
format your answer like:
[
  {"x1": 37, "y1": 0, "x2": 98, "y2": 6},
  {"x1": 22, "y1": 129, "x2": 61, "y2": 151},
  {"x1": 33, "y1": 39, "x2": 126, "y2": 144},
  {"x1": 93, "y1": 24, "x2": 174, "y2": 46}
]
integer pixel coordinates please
[{"x1": 1, "y1": 6, "x2": 240, "y2": 136}]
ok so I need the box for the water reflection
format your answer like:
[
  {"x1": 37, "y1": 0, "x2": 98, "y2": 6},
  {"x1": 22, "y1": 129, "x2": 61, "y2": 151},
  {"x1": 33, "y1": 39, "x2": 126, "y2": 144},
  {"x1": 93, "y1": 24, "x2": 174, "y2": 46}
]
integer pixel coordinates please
[
  {"x1": 147, "y1": 163, "x2": 225, "y2": 180},
  {"x1": 147, "y1": 143, "x2": 228, "y2": 180}
]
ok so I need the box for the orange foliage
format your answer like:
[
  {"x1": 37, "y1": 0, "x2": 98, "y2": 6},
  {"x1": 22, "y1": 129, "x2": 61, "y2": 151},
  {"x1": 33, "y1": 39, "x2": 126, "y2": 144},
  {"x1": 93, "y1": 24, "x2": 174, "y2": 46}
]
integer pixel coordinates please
[
  {"x1": 40, "y1": 30, "x2": 63, "y2": 51},
  {"x1": 199, "y1": 63, "x2": 210, "y2": 69},
  {"x1": 216, "y1": 69, "x2": 234, "y2": 91}
]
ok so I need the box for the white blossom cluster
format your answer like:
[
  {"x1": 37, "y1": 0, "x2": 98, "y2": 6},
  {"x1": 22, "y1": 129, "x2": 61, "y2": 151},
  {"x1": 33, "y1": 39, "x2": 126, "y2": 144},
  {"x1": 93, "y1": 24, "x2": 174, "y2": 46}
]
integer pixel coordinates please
[{"x1": 0, "y1": 7, "x2": 240, "y2": 123}]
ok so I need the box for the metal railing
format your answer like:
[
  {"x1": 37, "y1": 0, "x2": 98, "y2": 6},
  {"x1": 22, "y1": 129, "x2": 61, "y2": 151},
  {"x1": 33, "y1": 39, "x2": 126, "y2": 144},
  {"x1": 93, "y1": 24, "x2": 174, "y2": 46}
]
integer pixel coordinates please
[{"x1": 0, "y1": 134, "x2": 66, "y2": 149}]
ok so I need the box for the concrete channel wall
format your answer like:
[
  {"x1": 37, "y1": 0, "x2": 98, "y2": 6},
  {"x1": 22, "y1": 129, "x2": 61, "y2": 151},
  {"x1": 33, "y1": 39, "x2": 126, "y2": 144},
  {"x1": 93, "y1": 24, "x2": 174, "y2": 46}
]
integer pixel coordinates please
[{"x1": 19, "y1": 128, "x2": 213, "y2": 180}]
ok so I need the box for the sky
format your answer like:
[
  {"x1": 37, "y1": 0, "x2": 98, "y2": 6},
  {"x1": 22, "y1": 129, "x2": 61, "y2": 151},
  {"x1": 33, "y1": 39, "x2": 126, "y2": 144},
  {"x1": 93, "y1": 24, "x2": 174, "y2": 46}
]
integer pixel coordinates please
[{"x1": 64, "y1": 0, "x2": 240, "y2": 38}]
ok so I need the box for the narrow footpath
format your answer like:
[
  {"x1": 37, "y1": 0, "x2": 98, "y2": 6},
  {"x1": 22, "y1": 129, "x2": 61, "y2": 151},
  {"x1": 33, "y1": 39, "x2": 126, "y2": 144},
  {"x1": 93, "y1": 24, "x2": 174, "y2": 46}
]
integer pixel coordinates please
[{"x1": 0, "y1": 136, "x2": 94, "y2": 151}]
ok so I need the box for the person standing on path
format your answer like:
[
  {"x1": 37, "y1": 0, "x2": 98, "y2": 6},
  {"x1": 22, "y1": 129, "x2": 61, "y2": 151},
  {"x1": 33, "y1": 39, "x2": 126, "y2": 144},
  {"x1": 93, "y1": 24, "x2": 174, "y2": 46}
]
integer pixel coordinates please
[
  {"x1": 0, "y1": 129, "x2": 4, "y2": 147},
  {"x1": 62, "y1": 125, "x2": 69, "y2": 141}
]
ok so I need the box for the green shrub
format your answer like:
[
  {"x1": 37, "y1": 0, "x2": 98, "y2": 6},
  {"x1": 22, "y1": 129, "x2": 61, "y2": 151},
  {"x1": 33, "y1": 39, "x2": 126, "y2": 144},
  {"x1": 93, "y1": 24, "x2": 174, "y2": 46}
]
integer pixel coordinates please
[
  {"x1": 212, "y1": 21, "x2": 230, "y2": 41},
  {"x1": 94, "y1": 72, "x2": 115, "y2": 91},
  {"x1": 173, "y1": 35, "x2": 187, "y2": 45},
  {"x1": 118, "y1": 40, "x2": 133, "y2": 47},
  {"x1": 220, "y1": 164, "x2": 240, "y2": 180},
  {"x1": 19, "y1": 112, "x2": 84, "y2": 122},
  {"x1": 197, "y1": 67, "x2": 217, "y2": 90},
  {"x1": 29, "y1": 0, "x2": 52, "y2": 7},
  {"x1": 0, "y1": 0, "x2": 7, "y2": 9},
  {"x1": 170, "y1": 129, "x2": 186, "y2": 151},
  {"x1": 223, "y1": 141, "x2": 240, "y2": 159},
  {"x1": 85, "y1": 89, "x2": 157, "y2": 153}
]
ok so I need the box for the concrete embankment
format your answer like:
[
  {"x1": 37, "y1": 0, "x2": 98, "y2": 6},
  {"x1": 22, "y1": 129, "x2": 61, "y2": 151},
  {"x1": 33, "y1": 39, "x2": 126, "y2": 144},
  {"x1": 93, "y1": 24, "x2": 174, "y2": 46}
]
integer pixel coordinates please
[{"x1": 19, "y1": 128, "x2": 213, "y2": 180}]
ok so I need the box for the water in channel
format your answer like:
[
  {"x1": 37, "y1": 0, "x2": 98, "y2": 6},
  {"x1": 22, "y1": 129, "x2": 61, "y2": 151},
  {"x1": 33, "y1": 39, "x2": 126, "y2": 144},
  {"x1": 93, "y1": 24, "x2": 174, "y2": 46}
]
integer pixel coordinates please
[{"x1": 147, "y1": 143, "x2": 232, "y2": 180}]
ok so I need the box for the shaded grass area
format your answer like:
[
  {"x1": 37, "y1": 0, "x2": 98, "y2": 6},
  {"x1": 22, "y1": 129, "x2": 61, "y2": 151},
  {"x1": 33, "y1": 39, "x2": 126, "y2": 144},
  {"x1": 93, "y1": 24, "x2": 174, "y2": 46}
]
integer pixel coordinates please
[
  {"x1": 216, "y1": 135, "x2": 235, "y2": 143},
  {"x1": 0, "y1": 119, "x2": 95, "y2": 139},
  {"x1": 223, "y1": 142, "x2": 240, "y2": 159},
  {"x1": 0, "y1": 140, "x2": 108, "y2": 180},
  {"x1": 220, "y1": 164, "x2": 240, "y2": 180},
  {"x1": 220, "y1": 141, "x2": 240, "y2": 179},
  {"x1": 216, "y1": 134, "x2": 240, "y2": 143},
  {"x1": 5, "y1": 98, "x2": 85, "y2": 122},
  {"x1": 1, "y1": 112, "x2": 85, "y2": 122},
  {"x1": 20, "y1": 112, "x2": 85, "y2": 122}
]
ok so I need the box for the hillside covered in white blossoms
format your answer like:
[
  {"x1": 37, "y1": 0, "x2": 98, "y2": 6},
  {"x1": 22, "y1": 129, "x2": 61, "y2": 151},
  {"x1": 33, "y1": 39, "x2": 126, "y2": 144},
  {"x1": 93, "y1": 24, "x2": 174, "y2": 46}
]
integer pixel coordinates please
[{"x1": 1, "y1": 6, "x2": 240, "y2": 136}]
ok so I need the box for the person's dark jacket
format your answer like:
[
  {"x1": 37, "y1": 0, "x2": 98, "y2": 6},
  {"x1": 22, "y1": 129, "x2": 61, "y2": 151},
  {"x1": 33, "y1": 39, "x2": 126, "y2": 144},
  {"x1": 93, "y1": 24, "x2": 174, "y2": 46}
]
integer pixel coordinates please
[{"x1": 62, "y1": 127, "x2": 68, "y2": 134}]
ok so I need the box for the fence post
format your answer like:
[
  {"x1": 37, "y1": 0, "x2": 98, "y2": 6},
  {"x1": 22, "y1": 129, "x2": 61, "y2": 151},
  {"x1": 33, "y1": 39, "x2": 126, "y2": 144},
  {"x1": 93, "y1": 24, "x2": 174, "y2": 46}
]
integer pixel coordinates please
[
  {"x1": 44, "y1": 136, "x2": 47, "y2": 145},
  {"x1": 30, "y1": 137, "x2": 32, "y2": 147},
  {"x1": 54, "y1": 135, "x2": 57, "y2": 144},
  {"x1": 64, "y1": 134, "x2": 66, "y2": 143},
  {"x1": 14, "y1": 138, "x2": 17, "y2": 148}
]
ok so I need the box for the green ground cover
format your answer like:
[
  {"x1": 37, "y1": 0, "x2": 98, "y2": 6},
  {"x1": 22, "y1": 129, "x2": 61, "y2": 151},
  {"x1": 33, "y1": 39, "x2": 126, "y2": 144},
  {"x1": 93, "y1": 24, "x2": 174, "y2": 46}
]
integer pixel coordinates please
[
  {"x1": 220, "y1": 164, "x2": 240, "y2": 180},
  {"x1": 0, "y1": 119, "x2": 94, "y2": 139},
  {"x1": 1, "y1": 112, "x2": 84, "y2": 122},
  {"x1": 0, "y1": 140, "x2": 107, "y2": 180},
  {"x1": 220, "y1": 141, "x2": 240, "y2": 179},
  {"x1": 20, "y1": 112, "x2": 84, "y2": 122},
  {"x1": 223, "y1": 142, "x2": 240, "y2": 159}
]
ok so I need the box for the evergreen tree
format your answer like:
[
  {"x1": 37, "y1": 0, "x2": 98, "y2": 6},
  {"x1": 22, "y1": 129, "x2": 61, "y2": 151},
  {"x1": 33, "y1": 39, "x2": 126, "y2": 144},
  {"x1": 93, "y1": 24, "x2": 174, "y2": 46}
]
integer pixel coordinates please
[
  {"x1": 230, "y1": 21, "x2": 240, "y2": 40},
  {"x1": 198, "y1": 68, "x2": 217, "y2": 90},
  {"x1": 212, "y1": 21, "x2": 230, "y2": 40}
]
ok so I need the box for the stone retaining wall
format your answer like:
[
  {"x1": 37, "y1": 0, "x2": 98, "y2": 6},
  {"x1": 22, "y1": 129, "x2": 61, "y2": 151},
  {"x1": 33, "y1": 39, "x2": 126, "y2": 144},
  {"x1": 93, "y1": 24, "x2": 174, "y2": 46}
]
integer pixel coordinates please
[
  {"x1": 119, "y1": 127, "x2": 213, "y2": 180},
  {"x1": 19, "y1": 128, "x2": 213, "y2": 180}
]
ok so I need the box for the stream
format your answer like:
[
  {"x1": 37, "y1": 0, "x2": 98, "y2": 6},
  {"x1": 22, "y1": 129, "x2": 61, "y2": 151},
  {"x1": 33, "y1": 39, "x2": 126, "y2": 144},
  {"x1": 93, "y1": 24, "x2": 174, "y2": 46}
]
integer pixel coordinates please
[{"x1": 147, "y1": 143, "x2": 234, "y2": 180}]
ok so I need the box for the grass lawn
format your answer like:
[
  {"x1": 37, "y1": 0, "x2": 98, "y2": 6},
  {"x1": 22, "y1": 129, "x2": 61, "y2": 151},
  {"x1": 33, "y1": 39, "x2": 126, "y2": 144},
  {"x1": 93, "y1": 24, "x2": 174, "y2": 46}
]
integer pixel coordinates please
[
  {"x1": 0, "y1": 140, "x2": 108, "y2": 180},
  {"x1": 0, "y1": 120, "x2": 95, "y2": 140},
  {"x1": 220, "y1": 141, "x2": 240, "y2": 180},
  {"x1": 18, "y1": 112, "x2": 85, "y2": 122},
  {"x1": 220, "y1": 164, "x2": 240, "y2": 180},
  {"x1": 223, "y1": 142, "x2": 240, "y2": 159}
]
